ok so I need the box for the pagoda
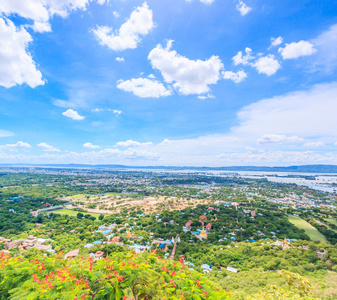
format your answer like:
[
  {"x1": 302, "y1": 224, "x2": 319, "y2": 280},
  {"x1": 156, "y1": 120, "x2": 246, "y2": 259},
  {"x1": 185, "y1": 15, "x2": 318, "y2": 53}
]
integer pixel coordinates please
[{"x1": 198, "y1": 226, "x2": 208, "y2": 240}]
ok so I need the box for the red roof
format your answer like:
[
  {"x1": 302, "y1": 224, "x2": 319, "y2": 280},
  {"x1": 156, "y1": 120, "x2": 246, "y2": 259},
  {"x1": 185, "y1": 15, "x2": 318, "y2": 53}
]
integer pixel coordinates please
[
  {"x1": 206, "y1": 223, "x2": 212, "y2": 229},
  {"x1": 199, "y1": 216, "x2": 207, "y2": 220},
  {"x1": 65, "y1": 249, "x2": 79, "y2": 258},
  {"x1": 111, "y1": 236, "x2": 120, "y2": 243},
  {"x1": 94, "y1": 251, "x2": 104, "y2": 258},
  {"x1": 185, "y1": 220, "x2": 192, "y2": 227}
]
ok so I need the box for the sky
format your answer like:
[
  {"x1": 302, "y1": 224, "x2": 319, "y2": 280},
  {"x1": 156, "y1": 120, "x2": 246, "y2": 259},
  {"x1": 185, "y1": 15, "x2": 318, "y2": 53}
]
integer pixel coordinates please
[{"x1": 0, "y1": 0, "x2": 337, "y2": 167}]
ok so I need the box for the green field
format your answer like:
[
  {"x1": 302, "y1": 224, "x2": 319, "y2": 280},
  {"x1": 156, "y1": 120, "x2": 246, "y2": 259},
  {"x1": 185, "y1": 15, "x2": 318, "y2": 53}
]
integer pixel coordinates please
[
  {"x1": 326, "y1": 217, "x2": 337, "y2": 226},
  {"x1": 53, "y1": 209, "x2": 101, "y2": 219},
  {"x1": 288, "y1": 215, "x2": 328, "y2": 243}
]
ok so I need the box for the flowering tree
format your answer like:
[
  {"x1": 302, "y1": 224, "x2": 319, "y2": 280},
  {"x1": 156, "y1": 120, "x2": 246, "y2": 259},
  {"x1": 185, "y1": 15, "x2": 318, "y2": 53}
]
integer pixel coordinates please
[{"x1": 0, "y1": 251, "x2": 232, "y2": 300}]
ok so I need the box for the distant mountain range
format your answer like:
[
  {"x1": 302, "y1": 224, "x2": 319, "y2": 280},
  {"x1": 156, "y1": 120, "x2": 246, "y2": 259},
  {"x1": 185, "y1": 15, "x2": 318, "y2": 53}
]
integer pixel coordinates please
[{"x1": 1, "y1": 164, "x2": 337, "y2": 173}]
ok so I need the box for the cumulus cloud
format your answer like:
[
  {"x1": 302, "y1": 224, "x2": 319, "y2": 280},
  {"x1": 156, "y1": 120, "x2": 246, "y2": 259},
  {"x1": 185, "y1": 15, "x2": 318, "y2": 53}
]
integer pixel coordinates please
[
  {"x1": 279, "y1": 40, "x2": 316, "y2": 59},
  {"x1": 257, "y1": 134, "x2": 304, "y2": 144},
  {"x1": 62, "y1": 109, "x2": 85, "y2": 120},
  {"x1": 115, "y1": 140, "x2": 153, "y2": 147},
  {"x1": 37, "y1": 142, "x2": 60, "y2": 152},
  {"x1": 236, "y1": 0, "x2": 252, "y2": 16},
  {"x1": 303, "y1": 141, "x2": 325, "y2": 148},
  {"x1": 148, "y1": 40, "x2": 223, "y2": 95},
  {"x1": 0, "y1": 18, "x2": 44, "y2": 88},
  {"x1": 92, "y1": 2, "x2": 153, "y2": 51},
  {"x1": 0, "y1": 0, "x2": 105, "y2": 33},
  {"x1": 232, "y1": 48, "x2": 254, "y2": 66},
  {"x1": 0, "y1": 141, "x2": 31, "y2": 151},
  {"x1": 83, "y1": 142, "x2": 101, "y2": 149},
  {"x1": 116, "y1": 57, "x2": 125, "y2": 62},
  {"x1": 222, "y1": 70, "x2": 247, "y2": 83},
  {"x1": 117, "y1": 78, "x2": 172, "y2": 98},
  {"x1": 252, "y1": 54, "x2": 281, "y2": 76},
  {"x1": 270, "y1": 36, "x2": 283, "y2": 48}
]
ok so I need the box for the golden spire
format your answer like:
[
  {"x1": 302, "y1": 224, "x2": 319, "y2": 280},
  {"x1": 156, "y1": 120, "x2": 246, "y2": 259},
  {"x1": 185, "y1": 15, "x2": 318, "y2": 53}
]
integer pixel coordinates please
[
  {"x1": 200, "y1": 226, "x2": 207, "y2": 237},
  {"x1": 164, "y1": 244, "x2": 168, "y2": 251},
  {"x1": 126, "y1": 230, "x2": 131, "y2": 239},
  {"x1": 283, "y1": 236, "x2": 288, "y2": 244}
]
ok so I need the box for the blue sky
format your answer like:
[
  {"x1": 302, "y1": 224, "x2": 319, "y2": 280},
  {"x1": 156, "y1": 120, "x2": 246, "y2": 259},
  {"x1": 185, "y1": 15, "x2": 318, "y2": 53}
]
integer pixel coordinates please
[{"x1": 0, "y1": 0, "x2": 337, "y2": 166}]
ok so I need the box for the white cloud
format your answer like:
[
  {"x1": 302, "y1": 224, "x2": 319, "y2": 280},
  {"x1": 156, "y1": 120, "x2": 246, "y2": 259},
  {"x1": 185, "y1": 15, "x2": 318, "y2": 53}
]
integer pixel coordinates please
[
  {"x1": 234, "y1": 82, "x2": 337, "y2": 140},
  {"x1": 117, "y1": 78, "x2": 172, "y2": 98},
  {"x1": 270, "y1": 36, "x2": 283, "y2": 47},
  {"x1": 257, "y1": 134, "x2": 304, "y2": 144},
  {"x1": 198, "y1": 94, "x2": 215, "y2": 99},
  {"x1": 186, "y1": 0, "x2": 215, "y2": 4},
  {"x1": 279, "y1": 40, "x2": 316, "y2": 59},
  {"x1": 303, "y1": 141, "x2": 325, "y2": 148},
  {"x1": 113, "y1": 11, "x2": 120, "y2": 18},
  {"x1": 223, "y1": 70, "x2": 247, "y2": 83},
  {"x1": 148, "y1": 41, "x2": 223, "y2": 95},
  {"x1": 111, "y1": 109, "x2": 122, "y2": 115},
  {"x1": 0, "y1": 141, "x2": 31, "y2": 151},
  {"x1": 116, "y1": 57, "x2": 125, "y2": 62},
  {"x1": 115, "y1": 140, "x2": 153, "y2": 147},
  {"x1": 2, "y1": 83, "x2": 337, "y2": 166},
  {"x1": 62, "y1": 109, "x2": 85, "y2": 120},
  {"x1": 0, "y1": 0, "x2": 105, "y2": 33},
  {"x1": 252, "y1": 54, "x2": 281, "y2": 76},
  {"x1": 0, "y1": 18, "x2": 44, "y2": 88},
  {"x1": 232, "y1": 48, "x2": 254, "y2": 66},
  {"x1": 83, "y1": 142, "x2": 101, "y2": 149},
  {"x1": 148, "y1": 74, "x2": 155, "y2": 79},
  {"x1": 236, "y1": 0, "x2": 252, "y2": 16},
  {"x1": 37, "y1": 142, "x2": 60, "y2": 152},
  {"x1": 335, "y1": 142, "x2": 337, "y2": 146},
  {"x1": 0, "y1": 129, "x2": 14, "y2": 137},
  {"x1": 92, "y1": 2, "x2": 154, "y2": 51},
  {"x1": 92, "y1": 108, "x2": 104, "y2": 112},
  {"x1": 310, "y1": 24, "x2": 337, "y2": 72},
  {"x1": 31, "y1": 21, "x2": 52, "y2": 33}
]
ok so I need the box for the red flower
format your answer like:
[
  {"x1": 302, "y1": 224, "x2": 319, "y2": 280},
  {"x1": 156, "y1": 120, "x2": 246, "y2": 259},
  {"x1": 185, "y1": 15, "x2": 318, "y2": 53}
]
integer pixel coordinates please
[{"x1": 117, "y1": 276, "x2": 123, "y2": 282}]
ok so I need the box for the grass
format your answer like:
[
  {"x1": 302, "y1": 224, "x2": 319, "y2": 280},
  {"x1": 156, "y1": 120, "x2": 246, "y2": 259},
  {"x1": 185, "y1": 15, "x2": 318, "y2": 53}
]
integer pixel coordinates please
[
  {"x1": 53, "y1": 209, "x2": 101, "y2": 219},
  {"x1": 288, "y1": 215, "x2": 328, "y2": 243},
  {"x1": 326, "y1": 217, "x2": 337, "y2": 226}
]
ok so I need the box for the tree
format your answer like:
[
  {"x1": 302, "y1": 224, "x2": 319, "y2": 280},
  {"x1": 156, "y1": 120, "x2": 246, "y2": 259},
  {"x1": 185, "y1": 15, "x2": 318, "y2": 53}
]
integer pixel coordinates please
[{"x1": 99, "y1": 214, "x2": 105, "y2": 221}]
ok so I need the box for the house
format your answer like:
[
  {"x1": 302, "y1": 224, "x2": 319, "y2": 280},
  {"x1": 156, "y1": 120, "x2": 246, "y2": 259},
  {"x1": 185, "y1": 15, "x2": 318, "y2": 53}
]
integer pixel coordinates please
[
  {"x1": 30, "y1": 211, "x2": 39, "y2": 217},
  {"x1": 94, "y1": 251, "x2": 104, "y2": 260},
  {"x1": 201, "y1": 264, "x2": 211, "y2": 273},
  {"x1": 110, "y1": 236, "x2": 120, "y2": 243},
  {"x1": 64, "y1": 249, "x2": 79, "y2": 259},
  {"x1": 316, "y1": 250, "x2": 328, "y2": 259},
  {"x1": 226, "y1": 266, "x2": 238, "y2": 273}
]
